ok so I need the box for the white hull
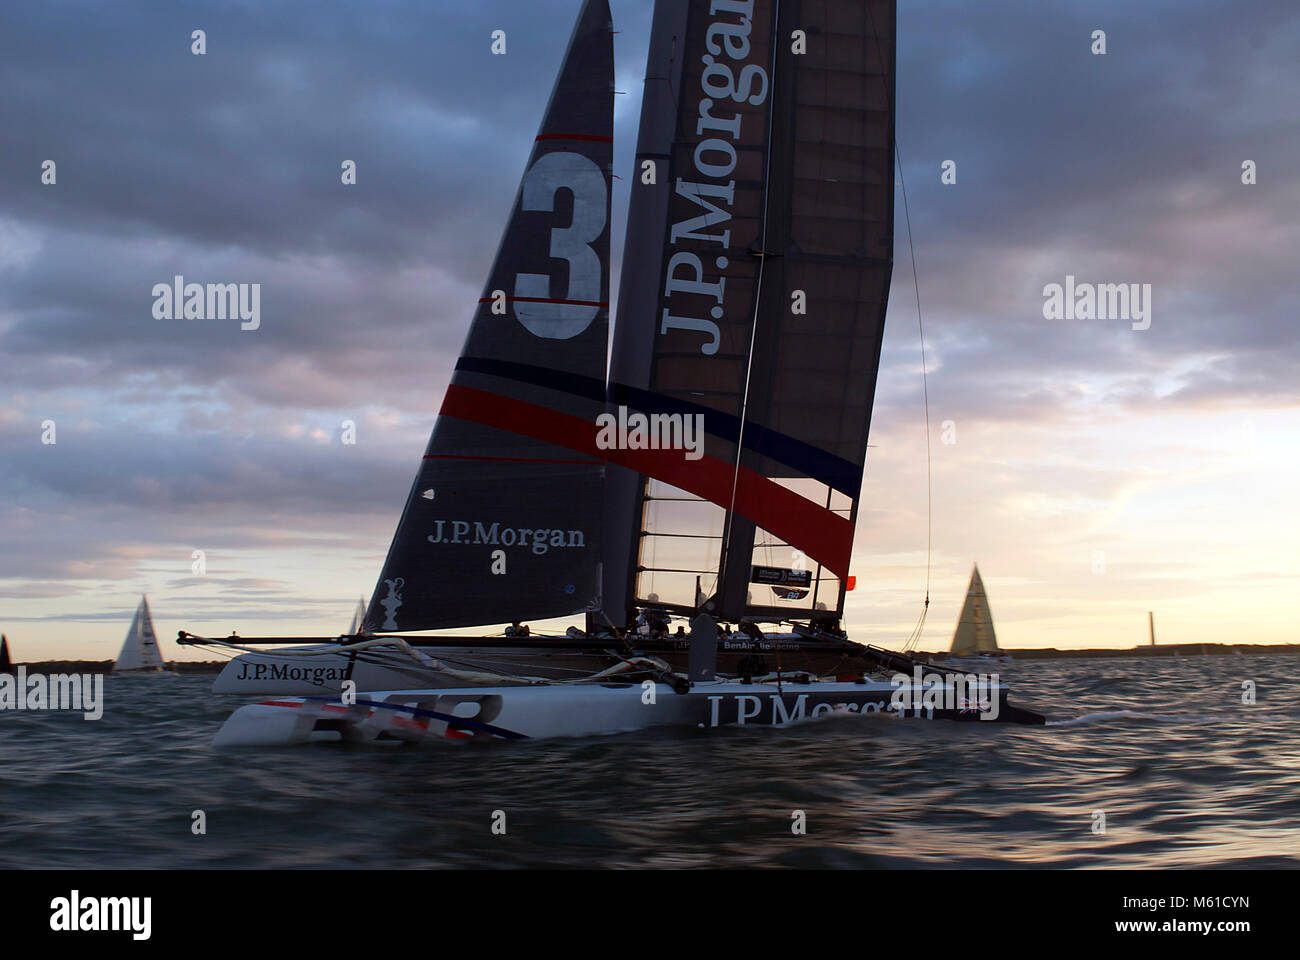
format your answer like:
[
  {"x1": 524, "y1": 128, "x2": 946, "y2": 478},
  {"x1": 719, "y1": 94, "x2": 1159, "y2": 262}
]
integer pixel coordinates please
[
  {"x1": 213, "y1": 677, "x2": 1037, "y2": 747},
  {"x1": 212, "y1": 643, "x2": 616, "y2": 695}
]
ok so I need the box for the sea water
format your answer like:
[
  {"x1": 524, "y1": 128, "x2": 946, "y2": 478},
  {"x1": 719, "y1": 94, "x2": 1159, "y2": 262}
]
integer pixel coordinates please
[{"x1": 1, "y1": 654, "x2": 1297, "y2": 868}]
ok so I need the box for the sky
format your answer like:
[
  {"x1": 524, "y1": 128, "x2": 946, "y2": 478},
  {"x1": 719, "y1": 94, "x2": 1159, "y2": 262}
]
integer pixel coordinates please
[{"x1": 1, "y1": 0, "x2": 1297, "y2": 661}]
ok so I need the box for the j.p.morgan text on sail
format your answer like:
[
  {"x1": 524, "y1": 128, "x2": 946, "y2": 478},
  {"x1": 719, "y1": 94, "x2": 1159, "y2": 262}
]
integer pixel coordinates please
[
  {"x1": 659, "y1": 0, "x2": 770, "y2": 356},
  {"x1": 426, "y1": 521, "x2": 586, "y2": 554}
]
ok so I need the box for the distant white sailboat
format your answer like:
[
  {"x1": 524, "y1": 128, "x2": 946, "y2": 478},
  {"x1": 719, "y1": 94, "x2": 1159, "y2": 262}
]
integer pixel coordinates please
[
  {"x1": 113, "y1": 596, "x2": 176, "y2": 676},
  {"x1": 939, "y1": 565, "x2": 1011, "y2": 666},
  {"x1": 346, "y1": 597, "x2": 367, "y2": 636}
]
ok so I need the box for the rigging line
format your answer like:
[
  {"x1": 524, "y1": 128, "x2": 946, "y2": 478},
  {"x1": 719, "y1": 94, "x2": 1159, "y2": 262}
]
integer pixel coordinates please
[
  {"x1": 867, "y1": 0, "x2": 932, "y2": 650},
  {"x1": 718, "y1": 0, "x2": 782, "y2": 604},
  {"x1": 899, "y1": 152, "x2": 932, "y2": 646}
]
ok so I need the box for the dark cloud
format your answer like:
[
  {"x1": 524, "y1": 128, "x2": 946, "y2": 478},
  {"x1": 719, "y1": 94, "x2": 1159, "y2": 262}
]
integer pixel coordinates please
[
  {"x1": 867, "y1": 0, "x2": 1300, "y2": 432},
  {"x1": 0, "y1": 0, "x2": 1295, "y2": 648}
]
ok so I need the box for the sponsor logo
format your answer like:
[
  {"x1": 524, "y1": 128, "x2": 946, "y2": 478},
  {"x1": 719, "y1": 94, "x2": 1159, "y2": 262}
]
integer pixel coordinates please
[
  {"x1": 706, "y1": 692, "x2": 901, "y2": 727},
  {"x1": 380, "y1": 577, "x2": 404, "y2": 631},
  {"x1": 235, "y1": 661, "x2": 348, "y2": 686},
  {"x1": 660, "y1": 0, "x2": 770, "y2": 356},
  {"x1": 750, "y1": 565, "x2": 811, "y2": 587},
  {"x1": 718, "y1": 638, "x2": 802, "y2": 651},
  {"x1": 426, "y1": 520, "x2": 585, "y2": 555}
]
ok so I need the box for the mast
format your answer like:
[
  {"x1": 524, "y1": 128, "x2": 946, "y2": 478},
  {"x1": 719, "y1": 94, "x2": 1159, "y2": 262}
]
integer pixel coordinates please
[
  {"x1": 602, "y1": 0, "x2": 692, "y2": 630},
  {"x1": 606, "y1": 0, "x2": 896, "y2": 626},
  {"x1": 1148, "y1": 611, "x2": 1155, "y2": 646}
]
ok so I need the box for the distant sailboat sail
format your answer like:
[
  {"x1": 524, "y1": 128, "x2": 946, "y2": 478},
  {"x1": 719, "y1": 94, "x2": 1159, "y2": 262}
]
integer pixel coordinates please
[
  {"x1": 347, "y1": 597, "x2": 367, "y2": 636},
  {"x1": 0, "y1": 634, "x2": 13, "y2": 674},
  {"x1": 604, "y1": 0, "x2": 896, "y2": 625},
  {"x1": 115, "y1": 596, "x2": 168, "y2": 673},
  {"x1": 950, "y1": 565, "x2": 999, "y2": 657},
  {"x1": 365, "y1": 0, "x2": 613, "y2": 633}
]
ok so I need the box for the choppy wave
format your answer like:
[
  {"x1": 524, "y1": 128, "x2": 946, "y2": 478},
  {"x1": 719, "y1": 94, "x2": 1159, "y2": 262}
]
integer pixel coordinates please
[{"x1": 1, "y1": 653, "x2": 1298, "y2": 868}]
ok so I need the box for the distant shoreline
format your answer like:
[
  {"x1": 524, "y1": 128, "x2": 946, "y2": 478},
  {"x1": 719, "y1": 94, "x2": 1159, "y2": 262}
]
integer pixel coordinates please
[
  {"x1": 7, "y1": 660, "x2": 226, "y2": 674},
  {"x1": 8, "y1": 641, "x2": 1298, "y2": 674},
  {"x1": 915, "y1": 642, "x2": 1300, "y2": 661}
]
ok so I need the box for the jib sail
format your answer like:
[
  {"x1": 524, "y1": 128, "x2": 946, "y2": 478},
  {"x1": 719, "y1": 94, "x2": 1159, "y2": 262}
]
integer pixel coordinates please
[{"x1": 366, "y1": 0, "x2": 613, "y2": 632}]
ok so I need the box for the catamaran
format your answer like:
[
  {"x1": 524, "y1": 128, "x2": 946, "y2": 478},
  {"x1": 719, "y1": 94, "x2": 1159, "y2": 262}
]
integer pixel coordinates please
[
  {"x1": 186, "y1": 0, "x2": 1045, "y2": 744},
  {"x1": 938, "y1": 565, "x2": 1011, "y2": 667},
  {"x1": 114, "y1": 595, "x2": 175, "y2": 676}
]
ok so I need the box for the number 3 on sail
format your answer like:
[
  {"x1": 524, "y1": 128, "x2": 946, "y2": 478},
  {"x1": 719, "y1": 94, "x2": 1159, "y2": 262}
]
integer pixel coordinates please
[{"x1": 514, "y1": 151, "x2": 607, "y2": 339}]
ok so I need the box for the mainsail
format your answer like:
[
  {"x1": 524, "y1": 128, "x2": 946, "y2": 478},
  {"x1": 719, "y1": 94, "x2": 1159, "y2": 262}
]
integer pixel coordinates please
[
  {"x1": 0, "y1": 634, "x2": 12, "y2": 674},
  {"x1": 605, "y1": 0, "x2": 896, "y2": 625},
  {"x1": 950, "y1": 565, "x2": 999, "y2": 657},
  {"x1": 115, "y1": 595, "x2": 167, "y2": 672},
  {"x1": 365, "y1": 0, "x2": 614, "y2": 632}
]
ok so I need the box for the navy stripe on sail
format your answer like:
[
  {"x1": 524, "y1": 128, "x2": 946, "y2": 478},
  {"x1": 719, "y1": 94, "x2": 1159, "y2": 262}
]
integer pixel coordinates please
[
  {"x1": 454, "y1": 356, "x2": 862, "y2": 496},
  {"x1": 457, "y1": 355, "x2": 605, "y2": 402},
  {"x1": 727, "y1": 421, "x2": 862, "y2": 497}
]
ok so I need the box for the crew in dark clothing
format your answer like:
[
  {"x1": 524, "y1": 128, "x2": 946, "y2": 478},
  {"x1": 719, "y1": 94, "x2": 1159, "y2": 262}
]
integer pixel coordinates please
[{"x1": 646, "y1": 610, "x2": 669, "y2": 637}]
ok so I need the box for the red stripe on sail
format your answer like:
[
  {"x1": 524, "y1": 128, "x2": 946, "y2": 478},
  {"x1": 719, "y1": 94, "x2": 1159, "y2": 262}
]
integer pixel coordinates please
[
  {"x1": 477, "y1": 296, "x2": 609, "y2": 308},
  {"x1": 438, "y1": 385, "x2": 854, "y2": 577}
]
